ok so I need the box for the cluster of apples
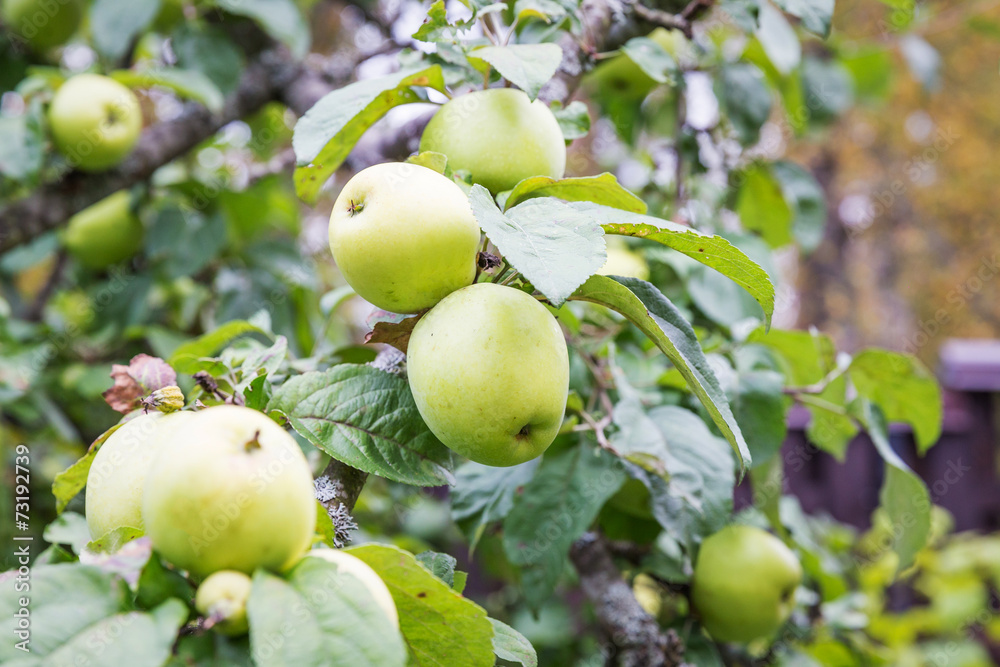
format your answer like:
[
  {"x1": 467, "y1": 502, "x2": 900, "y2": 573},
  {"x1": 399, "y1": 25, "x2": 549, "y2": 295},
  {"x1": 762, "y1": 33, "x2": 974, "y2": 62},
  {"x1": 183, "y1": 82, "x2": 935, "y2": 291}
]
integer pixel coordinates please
[
  {"x1": 84, "y1": 404, "x2": 398, "y2": 636},
  {"x1": 329, "y1": 88, "x2": 573, "y2": 467}
]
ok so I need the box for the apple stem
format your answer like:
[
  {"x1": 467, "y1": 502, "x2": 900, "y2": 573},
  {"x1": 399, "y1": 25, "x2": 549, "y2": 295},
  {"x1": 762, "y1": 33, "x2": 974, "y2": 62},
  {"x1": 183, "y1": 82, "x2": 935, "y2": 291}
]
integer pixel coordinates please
[
  {"x1": 244, "y1": 430, "x2": 263, "y2": 452},
  {"x1": 347, "y1": 200, "x2": 364, "y2": 216}
]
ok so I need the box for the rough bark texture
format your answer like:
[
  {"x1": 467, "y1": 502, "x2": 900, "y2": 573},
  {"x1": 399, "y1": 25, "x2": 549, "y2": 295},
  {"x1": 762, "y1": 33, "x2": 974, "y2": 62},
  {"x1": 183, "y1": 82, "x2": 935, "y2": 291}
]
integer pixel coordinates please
[{"x1": 570, "y1": 533, "x2": 688, "y2": 667}]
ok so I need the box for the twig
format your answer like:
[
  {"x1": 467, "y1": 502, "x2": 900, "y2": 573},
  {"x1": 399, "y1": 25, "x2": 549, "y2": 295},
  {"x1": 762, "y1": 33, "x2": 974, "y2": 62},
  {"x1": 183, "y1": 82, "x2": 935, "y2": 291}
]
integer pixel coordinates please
[{"x1": 25, "y1": 249, "x2": 68, "y2": 321}]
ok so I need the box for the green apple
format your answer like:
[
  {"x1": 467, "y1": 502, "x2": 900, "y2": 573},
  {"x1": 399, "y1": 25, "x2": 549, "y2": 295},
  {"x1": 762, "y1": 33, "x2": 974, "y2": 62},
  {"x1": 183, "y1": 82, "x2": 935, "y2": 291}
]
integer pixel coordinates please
[
  {"x1": 1, "y1": 0, "x2": 80, "y2": 52},
  {"x1": 195, "y1": 570, "x2": 252, "y2": 636},
  {"x1": 63, "y1": 190, "x2": 143, "y2": 270},
  {"x1": 142, "y1": 405, "x2": 316, "y2": 578},
  {"x1": 419, "y1": 88, "x2": 566, "y2": 194},
  {"x1": 598, "y1": 243, "x2": 649, "y2": 281},
  {"x1": 586, "y1": 28, "x2": 678, "y2": 101},
  {"x1": 691, "y1": 525, "x2": 802, "y2": 643},
  {"x1": 329, "y1": 162, "x2": 481, "y2": 314},
  {"x1": 49, "y1": 74, "x2": 143, "y2": 172},
  {"x1": 407, "y1": 282, "x2": 569, "y2": 467},
  {"x1": 304, "y1": 549, "x2": 399, "y2": 627},
  {"x1": 86, "y1": 410, "x2": 195, "y2": 540}
]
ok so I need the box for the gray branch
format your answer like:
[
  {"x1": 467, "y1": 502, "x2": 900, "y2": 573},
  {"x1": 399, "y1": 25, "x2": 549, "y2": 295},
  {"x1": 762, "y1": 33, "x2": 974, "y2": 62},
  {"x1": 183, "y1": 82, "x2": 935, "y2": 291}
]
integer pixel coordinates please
[{"x1": 570, "y1": 532, "x2": 689, "y2": 667}]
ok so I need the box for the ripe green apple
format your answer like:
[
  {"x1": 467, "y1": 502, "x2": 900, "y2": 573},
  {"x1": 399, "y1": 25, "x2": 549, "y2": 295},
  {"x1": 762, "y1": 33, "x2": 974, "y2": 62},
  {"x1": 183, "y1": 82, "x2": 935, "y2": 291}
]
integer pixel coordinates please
[
  {"x1": 62, "y1": 190, "x2": 143, "y2": 270},
  {"x1": 407, "y1": 282, "x2": 569, "y2": 467},
  {"x1": 49, "y1": 74, "x2": 143, "y2": 172},
  {"x1": 329, "y1": 162, "x2": 481, "y2": 314},
  {"x1": 691, "y1": 525, "x2": 802, "y2": 643},
  {"x1": 142, "y1": 405, "x2": 316, "y2": 579},
  {"x1": 419, "y1": 88, "x2": 566, "y2": 194},
  {"x1": 304, "y1": 549, "x2": 399, "y2": 627},
  {"x1": 1, "y1": 0, "x2": 80, "y2": 52},
  {"x1": 195, "y1": 570, "x2": 252, "y2": 636},
  {"x1": 86, "y1": 410, "x2": 195, "y2": 540},
  {"x1": 598, "y1": 243, "x2": 649, "y2": 281}
]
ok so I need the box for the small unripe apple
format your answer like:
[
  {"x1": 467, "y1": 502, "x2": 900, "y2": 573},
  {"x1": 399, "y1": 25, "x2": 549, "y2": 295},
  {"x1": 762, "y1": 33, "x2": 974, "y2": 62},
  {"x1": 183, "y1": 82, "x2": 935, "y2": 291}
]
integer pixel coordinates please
[
  {"x1": 598, "y1": 243, "x2": 649, "y2": 281},
  {"x1": 691, "y1": 525, "x2": 802, "y2": 643},
  {"x1": 49, "y1": 74, "x2": 143, "y2": 172},
  {"x1": 86, "y1": 410, "x2": 195, "y2": 540},
  {"x1": 304, "y1": 549, "x2": 398, "y2": 627},
  {"x1": 62, "y1": 190, "x2": 143, "y2": 270},
  {"x1": 407, "y1": 283, "x2": 569, "y2": 467},
  {"x1": 1, "y1": 0, "x2": 80, "y2": 52},
  {"x1": 142, "y1": 405, "x2": 316, "y2": 578},
  {"x1": 419, "y1": 88, "x2": 566, "y2": 194},
  {"x1": 329, "y1": 162, "x2": 481, "y2": 314},
  {"x1": 195, "y1": 570, "x2": 252, "y2": 636}
]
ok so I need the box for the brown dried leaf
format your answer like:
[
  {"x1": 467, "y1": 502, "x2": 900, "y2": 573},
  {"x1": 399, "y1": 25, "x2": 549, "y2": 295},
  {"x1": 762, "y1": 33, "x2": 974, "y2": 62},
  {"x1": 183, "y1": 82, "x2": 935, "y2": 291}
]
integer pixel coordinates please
[
  {"x1": 102, "y1": 354, "x2": 178, "y2": 414},
  {"x1": 365, "y1": 315, "x2": 422, "y2": 355}
]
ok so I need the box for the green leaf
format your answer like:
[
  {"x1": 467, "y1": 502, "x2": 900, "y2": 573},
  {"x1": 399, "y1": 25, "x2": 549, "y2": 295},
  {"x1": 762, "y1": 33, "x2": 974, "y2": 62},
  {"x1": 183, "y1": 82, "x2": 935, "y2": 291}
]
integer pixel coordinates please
[
  {"x1": 587, "y1": 203, "x2": 775, "y2": 327},
  {"x1": 849, "y1": 349, "x2": 942, "y2": 453},
  {"x1": 731, "y1": 370, "x2": 788, "y2": 467},
  {"x1": 747, "y1": 327, "x2": 859, "y2": 458},
  {"x1": 112, "y1": 68, "x2": 224, "y2": 113},
  {"x1": 51, "y1": 425, "x2": 123, "y2": 513},
  {"x1": 215, "y1": 0, "x2": 309, "y2": 58},
  {"x1": 719, "y1": 0, "x2": 761, "y2": 32},
  {"x1": 170, "y1": 24, "x2": 245, "y2": 96},
  {"x1": 687, "y1": 233, "x2": 776, "y2": 327},
  {"x1": 621, "y1": 36, "x2": 677, "y2": 84},
  {"x1": 737, "y1": 163, "x2": 794, "y2": 248},
  {"x1": 248, "y1": 558, "x2": 406, "y2": 667},
  {"x1": 644, "y1": 407, "x2": 736, "y2": 539},
  {"x1": 805, "y1": 375, "x2": 858, "y2": 460},
  {"x1": 42, "y1": 511, "x2": 92, "y2": 554},
  {"x1": 236, "y1": 335, "x2": 288, "y2": 392},
  {"x1": 90, "y1": 0, "x2": 161, "y2": 60},
  {"x1": 512, "y1": 0, "x2": 566, "y2": 23},
  {"x1": 773, "y1": 0, "x2": 834, "y2": 36},
  {"x1": 771, "y1": 161, "x2": 827, "y2": 253},
  {"x1": 801, "y1": 58, "x2": 854, "y2": 125},
  {"x1": 293, "y1": 65, "x2": 446, "y2": 203},
  {"x1": 490, "y1": 618, "x2": 538, "y2": 667},
  {"x1": 0, "y1": 103, "x2": 43, "y2": 182},
  {"x1": 0, "y1": 565, "x2": 183, "y2": 666},
  {"x1": 857, "y1": 402, "x2": 931, "y2": 572},
  {"x1": 755, "y1": 1, "x2": 801, "y2": 75},
  {"x1": 468, "y1": 185, "x2": 607, "y2": 306},
  {"x1": 267, "y1": 364, "x2": 455, "y2": 486},
  {"x1": 415, "y1": 551, "x2": 457, "y2": 587},
  {"x1": 501, "y1": 173, "x2": 646, "y2": 212},
  {"x1": 168, "y1": 320, "x2": 268, "y2": 373},
  {"x1": 502, "y1": 445, "x2": 626, "y2": 608},
  {"x1": 406, "y1": 150, "x2": 449, "y2": 174},
  {"x1": 86, "y1": 526, "x2": 144, "y2": 554},
  {"x1": 716, "y1": 64, "x2": 772, "y2": 146},
  {"x1": 349, "y1": 544, "x2": 495, "y2": 667},
  {"x1": 412, "y1": 0, "x2": 475, "y2": 42},
  {"x1": 467, "y1": 44, "x2": 563, "y2": 100},
  {"x1": 450, "y1": 460, "x2": 540, "y2": 550},
  {"x1": 550, "y1": 100, "x2": 590, "y2": 142},
  {"x1": 136, "y1": 554, "x2": 192, "y2": 611},
  {"x1": 572, "y1": 275, "x2": 752, "y2": 472}
]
